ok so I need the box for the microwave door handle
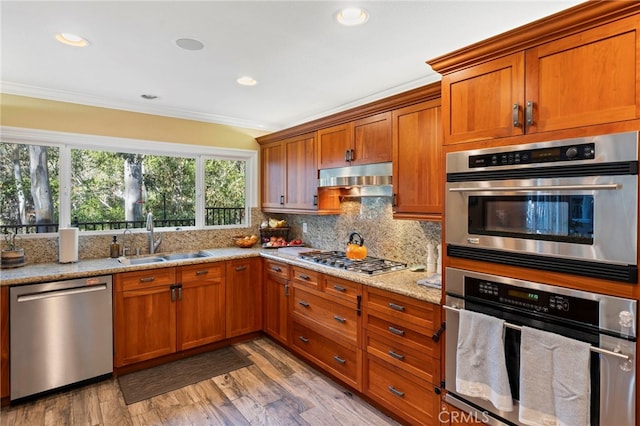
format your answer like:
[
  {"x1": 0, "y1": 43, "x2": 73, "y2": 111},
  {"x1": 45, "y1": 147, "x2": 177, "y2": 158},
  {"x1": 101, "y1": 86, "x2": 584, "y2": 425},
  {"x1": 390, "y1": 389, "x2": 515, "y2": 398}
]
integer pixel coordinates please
[
  {"x1": 443, "y1": 305, "x2": 631, "y2": 361},
  {"x1": 448, "y1": 183, "x2": 620, "y2": 192}
]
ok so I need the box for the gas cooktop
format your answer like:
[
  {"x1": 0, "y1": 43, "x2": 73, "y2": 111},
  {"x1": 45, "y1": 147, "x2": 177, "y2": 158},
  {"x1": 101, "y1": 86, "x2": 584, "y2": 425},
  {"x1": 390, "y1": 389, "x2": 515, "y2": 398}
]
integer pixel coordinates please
[{"x1": 298, "y1": 250, "x2": 407, "y2": 275}]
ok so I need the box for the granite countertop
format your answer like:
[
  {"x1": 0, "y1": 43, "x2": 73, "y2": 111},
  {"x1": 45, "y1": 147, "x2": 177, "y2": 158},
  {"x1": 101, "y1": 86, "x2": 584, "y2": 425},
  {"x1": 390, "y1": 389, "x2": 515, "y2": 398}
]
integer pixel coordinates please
[{"x1": 0, "y1": 247, "x2": 442, "y2": 304}]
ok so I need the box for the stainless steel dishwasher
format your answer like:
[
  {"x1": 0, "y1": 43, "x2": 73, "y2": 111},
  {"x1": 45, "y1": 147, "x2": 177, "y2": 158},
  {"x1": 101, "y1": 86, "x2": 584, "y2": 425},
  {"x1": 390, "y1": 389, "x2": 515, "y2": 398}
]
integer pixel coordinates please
[{"x1": 10, "y1": 275, "x2": 113, "y2": 401}]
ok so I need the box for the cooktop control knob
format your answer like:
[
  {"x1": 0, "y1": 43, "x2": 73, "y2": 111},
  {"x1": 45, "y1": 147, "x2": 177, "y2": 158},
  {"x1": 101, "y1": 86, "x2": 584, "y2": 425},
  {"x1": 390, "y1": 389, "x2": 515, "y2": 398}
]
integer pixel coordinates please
[{"x1": 565, "y1": 146, "x2": 579, "y2": 159}]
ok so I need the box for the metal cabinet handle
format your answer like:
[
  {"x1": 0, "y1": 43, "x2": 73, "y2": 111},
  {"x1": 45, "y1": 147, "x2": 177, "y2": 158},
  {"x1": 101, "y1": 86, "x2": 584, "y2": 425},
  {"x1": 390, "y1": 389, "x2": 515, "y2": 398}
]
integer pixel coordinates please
[
  {"x1": 284, "y1": 284, "x2": 289, "y2": 297},
  {"x1": 170, "y1": 287, "x2": 176, "y2": 302},
  {"x1": 344, "y1": 150, "x2": 350, "y2": 162},
  {"x1": 234, "y1": 266, "x2": 247, "y2": 272},
  {"x1": 195, "y1": 270, "x2": 209, "y2": 275},
  {"x1": 357, "y1": 294, "x2": 362, "y2": 317},
  {"x1": 388, "y1": 326, "x2": 405, "y2": 336},
  {"x1": 388, "y1": 350, "x2": 405, "y2": 361},
  {"x1": 279, "y1": 195, "x2": 285, "y2": 205},
  {"x1": 392, "y1": 193, "x2": 397, "y2": 207},
  {"x1": 178, "y1": 286, "x2": 182, "y2": 301},
  {"x1": 512, "y1": 103, "x2": 520, "y2": 127},
  {"x1": 388, "y1": 386, "x2": 405, "y2": 398},
  {"x1": 313, "y1": 195, "x2": 318, "y2": 206},
  {"x1": 526, "y1": 100, "x2": 534, "y2": 126},
  {"x1": 299, "y1": 300, "x2": 309, "y2": 308},
  {"x1": 333, "y1": 355, "x2": 346, "y2": 365},
  {"x1": 432, "y1": 322, "x2": 446, "y2": 342},
  {"x1": 333, "y1": 315, "x2": 346, "y2": 324},
  {"x1": 298, "y1": 336, "x2": 309, "y2": 343},
  {"x1": 271, "y1": 266, "x2": 282, "y2": 272},
  {"x1": 389, "y1": 302, "x2": 405, "y2": 312},
  {"x1": 333, "y1": 285, "x2": 346, "y2": 292},
  {"x1": 140, "y1": 276, "x2": 155, "y2": 283},
  {"x1": 299, "y1": 274, "x2": 310, "y2": 280}
]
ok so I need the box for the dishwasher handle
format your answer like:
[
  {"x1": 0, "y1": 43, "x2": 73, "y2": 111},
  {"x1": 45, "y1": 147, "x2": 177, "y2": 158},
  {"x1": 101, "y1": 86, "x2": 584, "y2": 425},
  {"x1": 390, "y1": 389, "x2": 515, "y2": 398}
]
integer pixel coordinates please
[{"x1": 16, "y1": 284, "x2": 108, "y2": 302}]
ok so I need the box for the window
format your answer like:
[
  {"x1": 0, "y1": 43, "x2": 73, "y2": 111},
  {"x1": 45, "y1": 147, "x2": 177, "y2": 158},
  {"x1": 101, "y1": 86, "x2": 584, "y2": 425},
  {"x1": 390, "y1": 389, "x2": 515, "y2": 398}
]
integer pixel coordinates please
[{"x1": 0, "y1": 128, "x2": 257, "y2": 235}]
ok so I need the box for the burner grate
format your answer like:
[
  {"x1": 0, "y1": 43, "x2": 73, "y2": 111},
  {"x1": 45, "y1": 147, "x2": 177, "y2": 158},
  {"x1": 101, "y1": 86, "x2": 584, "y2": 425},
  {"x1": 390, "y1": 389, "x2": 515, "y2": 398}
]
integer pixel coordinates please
[{"x1": 298, "y1": 250, "x2": 407, "y2": 275}]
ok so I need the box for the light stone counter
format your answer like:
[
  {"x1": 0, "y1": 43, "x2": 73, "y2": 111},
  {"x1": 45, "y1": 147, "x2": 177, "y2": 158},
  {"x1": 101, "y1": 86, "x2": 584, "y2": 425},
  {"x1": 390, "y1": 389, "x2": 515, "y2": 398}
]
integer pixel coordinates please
[{"x1": 1, "y1": 247, "x2": 442, "y2": 304}]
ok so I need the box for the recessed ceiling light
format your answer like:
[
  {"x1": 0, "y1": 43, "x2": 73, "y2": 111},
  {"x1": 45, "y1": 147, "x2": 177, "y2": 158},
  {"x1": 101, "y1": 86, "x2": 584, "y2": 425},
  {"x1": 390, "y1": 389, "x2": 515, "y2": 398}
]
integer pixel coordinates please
[
  {"x1": 336, "y1": 7, "x2": 369, "y2": 26},
  {"x1": 55, "y1": 33, "x2": 89, "y2": 47},
  {"x1": 141, "y1": 94, "x2": 158, "y2": 100},
  {"x1": 176, "y1": 38, "x2": 204, "y2": 51},
  {"x1": 237, "y1": 76, "x2": 257, "y2": 86}
]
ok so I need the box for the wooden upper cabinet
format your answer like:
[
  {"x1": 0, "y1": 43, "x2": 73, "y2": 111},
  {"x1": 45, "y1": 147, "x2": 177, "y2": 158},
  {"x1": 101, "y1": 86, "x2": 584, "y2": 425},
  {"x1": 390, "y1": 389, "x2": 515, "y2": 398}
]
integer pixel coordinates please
[
  {"x1": 434, "y1": 5, "x2": 640, "y2": 145},
  {"x1": 392, "y1": 99, "x2": 443, "y2": 220},
  {"x1": 261, "y1": 141, "x2": 286, "y2": 209},
  {"x1": 317, "y1": 112, "x2": 392, "y2": 169},
  {"x1": 284, "y1": 134, "x2": 317, "y2": 210}
]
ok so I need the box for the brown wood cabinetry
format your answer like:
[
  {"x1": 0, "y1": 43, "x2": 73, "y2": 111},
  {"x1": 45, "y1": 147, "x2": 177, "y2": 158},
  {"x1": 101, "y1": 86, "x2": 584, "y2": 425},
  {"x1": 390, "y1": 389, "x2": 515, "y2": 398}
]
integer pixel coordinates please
[
  {"x1": 391, "y1": 99, "x2": 443, "y2": 220},
  {"x1": 290, "y1": 268, "x2": 363, "y2": 390},
  {"x1": 226, "y1": 257, "x2": 262, "y2": 338},
  {"x1": 263, "y1": 259, "x2": 291, "y2": 345},
  {"x1": 363, "y1": 287, "x2": 442, "y2": 425},
  {"x1": 1, "y1": 286, "x2": 8, "y2": 402},
  {"x1": 316, "y1": 112, "x2": 392, "y2": 169},
  {"x1": 432, "y1": 4, "x2": 640, "y2": 145},
  {"x1": 114, "y1": 263, "x2": 226, "y2": 367}
]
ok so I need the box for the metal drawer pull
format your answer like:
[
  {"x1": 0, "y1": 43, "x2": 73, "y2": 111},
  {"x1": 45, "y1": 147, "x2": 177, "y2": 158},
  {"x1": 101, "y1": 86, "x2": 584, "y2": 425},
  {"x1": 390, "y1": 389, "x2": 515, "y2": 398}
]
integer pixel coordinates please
[
  {"x1": 298, "y1": 336, "x2": 309, "y2": 343},
  {"x1": 271, "y1": 266, "x2": 282, "y2": 272},
  {"x1": 388, "y1": 326, "x2": 405, "y2": 336},
  {"x1": 195, "y1": 270, "x2": 209, "y2": 275},
  {"x1": 299, "y1": 274, "x2": 310, "y2": 280},
  {"x1": 388, "y1": 350, "x2": 405, "y2": 361},
  {"x1": 512, "y1": 103, "x2": 520, "y2": 127},
  {"x1": 443, "y1": 305, "x2": 631, "y2": 361},
  {"x1": 333, "y1": 285, "x2": 346, "y2": 292},
  {"x1": 139, "y1": 276, "x2": 155, "y2": 283},
  {"x1": 389, "y1": 302, "x2": 405, "y2": 312},
  {"x1": 333, "y1": 355, "x2": 346, "y2": 364},
  {"x1": 234, "y1": 266, "x2": 247, "y2": 272},
  {"x1": 334, "y1": 315, "x2": 346, "y2": 324},
  {"x1": 388, "y1": 386, "x2": 405, "y2": 398},
  {"x1": 299, "y1": 301, "x2": 310, "y2": 308},
  {"x1": 526, "y1": 100, "x2": 534, "y2": 126}
]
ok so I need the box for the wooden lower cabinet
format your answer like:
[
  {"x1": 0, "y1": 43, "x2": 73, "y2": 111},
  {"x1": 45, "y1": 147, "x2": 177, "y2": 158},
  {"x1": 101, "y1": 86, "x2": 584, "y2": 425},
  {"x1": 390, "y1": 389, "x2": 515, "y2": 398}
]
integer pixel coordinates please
[
  {"x1": 226, "y1": 257, "x2": 262, "y2": 338},
  {"x1": 114, "y1": 262, "x2": 226, "y2": 367},
  {"x1": 263, "y1": 259, "x2": 290, "y2": 345}
]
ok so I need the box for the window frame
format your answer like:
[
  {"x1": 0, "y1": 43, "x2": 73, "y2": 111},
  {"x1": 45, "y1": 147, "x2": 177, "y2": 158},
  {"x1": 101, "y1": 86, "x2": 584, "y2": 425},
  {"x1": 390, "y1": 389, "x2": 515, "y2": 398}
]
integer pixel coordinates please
[{"x1": 1, "y1": 126, "x2": 258, "y2": 236}]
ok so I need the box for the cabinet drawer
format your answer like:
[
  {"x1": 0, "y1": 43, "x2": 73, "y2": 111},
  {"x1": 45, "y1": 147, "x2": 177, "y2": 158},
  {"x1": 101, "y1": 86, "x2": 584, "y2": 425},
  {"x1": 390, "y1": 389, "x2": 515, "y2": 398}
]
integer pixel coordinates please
[
  {"x1": 365, "y1": 329, "x2": 439, "y2": 383},
  {"x1": 179, "y1": 262, "x2": 224, "y2": 282},
  {"x1": 116, "y1": 267, "x2": 176, "y2": 292},
  {"x1": 292, "y1": 286, "x2": 359, "y2": 344},
  {"x1": 365, "y1": 314, "x2": 438, "y2": 359},
  {"x1": 292, "y1": 321, "x2": 360, "y2": 388},
  {"x1": 264, "y1": 259, "x2": 290, "y2": 280},
  {"x1": 323, "y1": 275, "x2": 362, "y2": 304},
  {"x1": 291, "y1": 267, "x2": 319, "y2": 289},
  {"x1": 366, "y1": 287, "x2": 439, "y2": 332},
  {"x1": 365, "y1": 354, "x2": 440, "y2": 426}
]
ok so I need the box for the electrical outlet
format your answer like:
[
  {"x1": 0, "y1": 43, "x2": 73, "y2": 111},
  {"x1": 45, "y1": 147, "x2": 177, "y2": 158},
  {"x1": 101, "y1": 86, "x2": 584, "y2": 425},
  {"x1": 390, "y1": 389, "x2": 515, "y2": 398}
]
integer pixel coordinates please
[{"x1": 303, "y1": 223, "x2": 308, "y2": 233}]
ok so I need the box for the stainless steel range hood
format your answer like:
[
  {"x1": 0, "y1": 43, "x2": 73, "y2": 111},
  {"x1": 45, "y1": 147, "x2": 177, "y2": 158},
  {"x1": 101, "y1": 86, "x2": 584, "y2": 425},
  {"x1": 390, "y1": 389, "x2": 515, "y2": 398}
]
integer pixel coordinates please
[{"x1": 318, "y1": 162, "x2": 392, "y2": 197}]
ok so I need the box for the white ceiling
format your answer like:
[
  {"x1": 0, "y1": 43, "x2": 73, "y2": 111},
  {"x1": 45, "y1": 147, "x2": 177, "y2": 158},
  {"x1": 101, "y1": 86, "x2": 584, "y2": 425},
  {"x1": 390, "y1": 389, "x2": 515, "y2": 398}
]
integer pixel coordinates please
[{"x1": 1, "y1": 1, "x2": 584, "y2": 133}]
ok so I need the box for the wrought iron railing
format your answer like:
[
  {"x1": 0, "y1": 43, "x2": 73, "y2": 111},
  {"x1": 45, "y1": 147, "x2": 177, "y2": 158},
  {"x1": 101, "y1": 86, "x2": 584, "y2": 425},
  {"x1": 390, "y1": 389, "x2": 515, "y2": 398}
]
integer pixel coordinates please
[{"x1": 0, "y1": 207, "x2": 245, "y2": 234}]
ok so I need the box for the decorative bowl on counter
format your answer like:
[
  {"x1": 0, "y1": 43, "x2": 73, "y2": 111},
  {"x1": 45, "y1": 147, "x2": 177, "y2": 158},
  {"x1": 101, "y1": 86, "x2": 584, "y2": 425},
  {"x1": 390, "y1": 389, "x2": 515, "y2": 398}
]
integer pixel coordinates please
[{"x1": 233, "y1": 235, "x2": 259, "y2": 248}]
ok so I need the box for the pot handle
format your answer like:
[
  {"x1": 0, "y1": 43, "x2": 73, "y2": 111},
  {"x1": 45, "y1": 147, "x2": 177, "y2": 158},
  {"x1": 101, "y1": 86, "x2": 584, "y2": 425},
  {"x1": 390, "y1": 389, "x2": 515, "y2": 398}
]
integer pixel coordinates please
[{"x1": 348, "y1": 232, "x2": 364, "y2": 246}]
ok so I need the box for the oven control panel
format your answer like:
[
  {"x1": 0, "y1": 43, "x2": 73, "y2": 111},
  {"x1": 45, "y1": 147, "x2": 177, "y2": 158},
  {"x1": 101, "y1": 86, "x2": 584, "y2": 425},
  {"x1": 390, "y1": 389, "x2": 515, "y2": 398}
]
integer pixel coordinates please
[
  {"x1": 465, "y1": 277, "x2": 598, "y2": 325},
  {"x1": 468, "y1": 142, "x2": 595, "y2": 168}
]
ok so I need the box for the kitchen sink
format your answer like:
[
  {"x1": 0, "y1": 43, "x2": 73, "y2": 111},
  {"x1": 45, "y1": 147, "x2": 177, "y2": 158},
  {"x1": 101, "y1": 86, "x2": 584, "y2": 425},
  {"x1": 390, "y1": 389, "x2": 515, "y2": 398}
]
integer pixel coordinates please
[
  {"x1": 127, "y1": 256, "x2": 166, "y2": 265},
  {"x1": 121, "y1": 250, "x2": 214, "y2": 265},
  {"x1": 161, "y1": 251, "x2": 212, "y2": 261}
]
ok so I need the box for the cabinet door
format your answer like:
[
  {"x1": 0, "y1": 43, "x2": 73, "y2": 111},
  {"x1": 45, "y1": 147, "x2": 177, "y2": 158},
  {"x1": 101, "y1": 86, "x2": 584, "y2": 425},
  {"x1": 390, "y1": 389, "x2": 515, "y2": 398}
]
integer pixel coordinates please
[
  {"x1": 441, "y1": 52, "x2": 525, "y2": 145},
  {"x1": 226, "y1": 257, "x2": 262, "y2": 338},
  {"x1": 525, "y1": 15, "x2": 640, "y2": 134},
  {"x1": 261, "y1": 141, "x2": 286, "y2": 209},
  {"x1": 316, "y1": 123, "x2": 353, "y2": 169},
  {"x1": 284, "y1": 134, "x2": 318, "y2": 210},
  {"x1": 264, "y1": 272, "x2": 289, "y2": 345},
  {"x1": 177, "y1": 263, "x2": 225, "y2": 351},
  {"x1": 114, "y1": 285, "x2": 176, "y2": 367},
  {"x1": 352, "y1": 112, "x2": 392, "y2": 165},
  {"x1": 392, "y1": 99, "x2": 443, "y2": 220}
]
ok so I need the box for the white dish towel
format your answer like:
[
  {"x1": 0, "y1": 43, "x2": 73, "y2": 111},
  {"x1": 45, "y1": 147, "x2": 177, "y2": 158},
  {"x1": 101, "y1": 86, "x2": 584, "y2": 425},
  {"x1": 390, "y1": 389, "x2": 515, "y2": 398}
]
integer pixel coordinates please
[
  {"x1": 519, "y1": 326, "x2": 591, "y2": 426},
  {"x1": 456, "y1": 310, "x2": 513, "y2": 412}
]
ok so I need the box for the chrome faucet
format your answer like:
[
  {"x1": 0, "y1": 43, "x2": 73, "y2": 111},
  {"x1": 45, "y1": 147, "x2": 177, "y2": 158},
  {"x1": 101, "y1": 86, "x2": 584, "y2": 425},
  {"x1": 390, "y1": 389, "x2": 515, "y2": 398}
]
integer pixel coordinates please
[
  {"x1": 122, "y1": 228, "x2": 132, "y2": 257},
  {"x1": 146, "y1": 213, "x2": 162, "y2": 254}
]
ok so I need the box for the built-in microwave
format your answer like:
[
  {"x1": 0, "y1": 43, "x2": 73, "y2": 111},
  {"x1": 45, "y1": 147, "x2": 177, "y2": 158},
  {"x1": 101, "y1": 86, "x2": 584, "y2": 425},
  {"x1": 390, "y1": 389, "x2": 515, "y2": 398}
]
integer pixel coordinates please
[{"x1": 445, "y1": 132, "x2": 638, "y2": 283}]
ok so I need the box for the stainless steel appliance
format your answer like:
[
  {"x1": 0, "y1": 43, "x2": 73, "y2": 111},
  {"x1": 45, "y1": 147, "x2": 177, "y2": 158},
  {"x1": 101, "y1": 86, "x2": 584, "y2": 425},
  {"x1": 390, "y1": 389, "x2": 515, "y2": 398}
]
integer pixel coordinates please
[
  {"x1": 298, "y1": 250, "x2": 406, "y2": 275},
  {"x1": 10, "y1": 276, "x2": 113, "y2": 401},
  {"x1": 446, "y1": 131, "x2": 638, "y2": 282},
  {"x1": 444, "y1": 267, "x2": 637, "y2": 426}
]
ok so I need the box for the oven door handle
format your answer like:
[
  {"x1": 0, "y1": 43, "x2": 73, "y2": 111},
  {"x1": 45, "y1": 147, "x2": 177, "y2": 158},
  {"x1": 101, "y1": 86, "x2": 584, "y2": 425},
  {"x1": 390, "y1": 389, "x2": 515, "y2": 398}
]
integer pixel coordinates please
[
  {"x1": 443, "y1": 305, "x2": 631, "y2": 361},
  {"x1": 448, "y1": 183, "x2": 620, "y2": 193}
]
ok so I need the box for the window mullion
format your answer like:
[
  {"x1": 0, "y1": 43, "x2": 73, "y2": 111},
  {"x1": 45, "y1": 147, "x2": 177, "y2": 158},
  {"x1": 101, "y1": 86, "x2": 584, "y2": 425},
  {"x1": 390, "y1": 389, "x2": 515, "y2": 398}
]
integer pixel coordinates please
[
  {"x1": 59, "y1": 145, "x2": 72, "y2": 228},
  {"x1": 195, "y1": 156, "x2": 205, "y2": 228}
]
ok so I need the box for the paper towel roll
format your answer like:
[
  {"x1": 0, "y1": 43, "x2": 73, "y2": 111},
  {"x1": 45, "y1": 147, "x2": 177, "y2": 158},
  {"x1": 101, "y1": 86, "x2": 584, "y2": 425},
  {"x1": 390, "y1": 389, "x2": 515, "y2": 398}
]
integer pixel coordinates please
[{"x1": 59, "y1": 227, "x2": 79, "y2": 263}]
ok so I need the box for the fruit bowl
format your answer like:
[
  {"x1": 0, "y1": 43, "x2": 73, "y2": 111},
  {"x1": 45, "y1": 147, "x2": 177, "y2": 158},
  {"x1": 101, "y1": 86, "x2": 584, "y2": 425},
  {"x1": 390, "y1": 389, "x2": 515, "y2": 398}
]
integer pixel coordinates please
[{"x1": 233, "y1": 235, "x2": 259, "y2": 248}]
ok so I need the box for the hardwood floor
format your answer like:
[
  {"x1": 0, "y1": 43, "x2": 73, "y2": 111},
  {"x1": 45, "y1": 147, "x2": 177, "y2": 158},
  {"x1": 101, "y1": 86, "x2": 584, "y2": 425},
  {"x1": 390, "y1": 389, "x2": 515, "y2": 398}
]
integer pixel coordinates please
[{"x1": 0, "y1": 337, "x2": 400, "y2": 425}]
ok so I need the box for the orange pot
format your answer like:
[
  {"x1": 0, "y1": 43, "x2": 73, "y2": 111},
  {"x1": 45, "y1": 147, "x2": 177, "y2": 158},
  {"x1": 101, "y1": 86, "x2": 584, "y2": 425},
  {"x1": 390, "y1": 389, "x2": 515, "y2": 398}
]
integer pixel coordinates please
[{"x1": 346, "y1": 232, "x2": 367, "y2": 260}]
